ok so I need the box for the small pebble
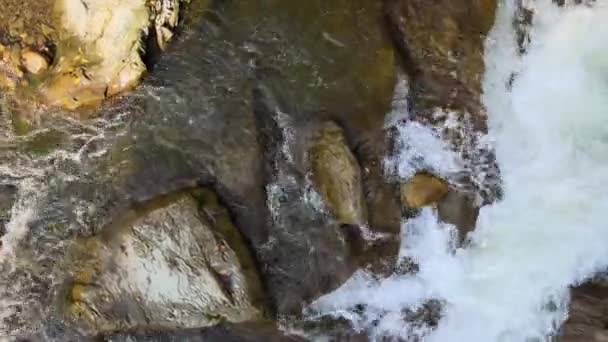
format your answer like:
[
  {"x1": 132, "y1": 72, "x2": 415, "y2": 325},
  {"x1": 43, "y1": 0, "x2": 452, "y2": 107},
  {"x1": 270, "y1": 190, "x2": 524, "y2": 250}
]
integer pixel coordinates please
[{"x1": 21, "y1": 49, "x2": 48, "y2": 74}]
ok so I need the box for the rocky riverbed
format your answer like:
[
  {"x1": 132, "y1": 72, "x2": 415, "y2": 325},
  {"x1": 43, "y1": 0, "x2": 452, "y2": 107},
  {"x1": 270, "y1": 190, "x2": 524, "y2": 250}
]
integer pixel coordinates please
[{"x1": 0, "y1": 0, "x2": 605, "y2": 341}]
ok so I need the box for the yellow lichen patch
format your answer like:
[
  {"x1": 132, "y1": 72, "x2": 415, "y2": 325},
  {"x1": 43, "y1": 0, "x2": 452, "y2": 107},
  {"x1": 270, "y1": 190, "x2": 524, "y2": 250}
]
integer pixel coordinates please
[{"x1": 401, "y1": 173, "x2": 449, "y2": 208}]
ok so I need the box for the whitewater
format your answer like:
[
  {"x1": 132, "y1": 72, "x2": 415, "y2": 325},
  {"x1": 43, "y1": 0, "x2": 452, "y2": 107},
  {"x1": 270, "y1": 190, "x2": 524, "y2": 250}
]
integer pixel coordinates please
[{"x1": 310, "y1": 1, "x2": 608, "y2": 341}]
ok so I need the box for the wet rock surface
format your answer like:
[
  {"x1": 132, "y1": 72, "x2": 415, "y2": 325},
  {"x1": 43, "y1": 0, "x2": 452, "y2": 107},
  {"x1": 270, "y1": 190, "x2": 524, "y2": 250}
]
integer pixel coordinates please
[
  {"x1": 437, "y1": 189, "x2": 479, "y2": 244},
  {"x1": 0, "y1": 0, "x2": 404, "y2": 339},
  {"x1": 63, "y1": 193, "x2": 264, "y2": 335},
  {"x1": 97, "y1": 322, "x2": 306, "y2": 342},
  {"x1": 561, "y1": 281, "x2": 608, "y2": 342},
  {"x1": 309, "y1": 121, "x2": 367, "y2": 227}
]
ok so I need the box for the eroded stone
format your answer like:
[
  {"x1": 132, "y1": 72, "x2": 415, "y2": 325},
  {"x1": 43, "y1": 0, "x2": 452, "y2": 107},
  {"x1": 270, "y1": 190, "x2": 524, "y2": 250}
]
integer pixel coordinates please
[
  {"x1": 64, "y1": 193, "x2": 264, "y2": 335},
  {"x1": 310, "y1": 121, "x2": 367, "y2": 226}
]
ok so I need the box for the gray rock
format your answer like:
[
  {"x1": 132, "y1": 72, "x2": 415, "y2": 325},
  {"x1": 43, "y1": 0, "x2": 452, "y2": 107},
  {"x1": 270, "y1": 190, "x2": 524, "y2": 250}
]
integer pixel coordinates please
[{"x1": 63, "y1": 193, "x2": 265, "y2": 335}]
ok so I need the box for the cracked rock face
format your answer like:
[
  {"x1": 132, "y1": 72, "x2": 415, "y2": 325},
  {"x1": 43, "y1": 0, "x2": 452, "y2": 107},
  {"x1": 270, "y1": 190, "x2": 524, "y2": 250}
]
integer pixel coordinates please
[{"x1": 64, "y1": 193, "x2": 264, "y2": 335}]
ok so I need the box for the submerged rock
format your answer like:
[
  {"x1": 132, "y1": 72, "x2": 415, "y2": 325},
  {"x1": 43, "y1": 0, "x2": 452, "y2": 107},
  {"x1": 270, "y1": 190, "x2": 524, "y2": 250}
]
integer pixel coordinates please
[
  {"x1": 0, "y1": 0, "x2": 402, "y2": 336},
  {"x1": 64, "y1": 193, "x2": 265, "y2": 335},
  {"x1": 310, "y1": 121, "x2": 367, "y2": 226},
  {"x1": 400, "y1": 173, "x2": 449, "y2": 208}
]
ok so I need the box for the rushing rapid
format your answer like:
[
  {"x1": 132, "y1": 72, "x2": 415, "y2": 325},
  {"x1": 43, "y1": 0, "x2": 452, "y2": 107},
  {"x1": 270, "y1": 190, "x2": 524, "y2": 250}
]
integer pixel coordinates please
[{"x1": 311, "y1": 1, "x2": 608, "y2": 341}]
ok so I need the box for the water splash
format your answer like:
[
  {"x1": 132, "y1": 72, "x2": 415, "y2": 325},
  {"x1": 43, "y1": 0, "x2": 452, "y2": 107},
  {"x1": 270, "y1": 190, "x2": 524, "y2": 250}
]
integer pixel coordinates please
[{"x1": 311, "y1": 1, "x2": 608, "y2": 340}]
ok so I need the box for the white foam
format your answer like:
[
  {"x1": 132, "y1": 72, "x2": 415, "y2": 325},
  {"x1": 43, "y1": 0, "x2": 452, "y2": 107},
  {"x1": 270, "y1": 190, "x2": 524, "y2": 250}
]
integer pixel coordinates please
[
  {"x1": 311, "y1": 1, "x2": 608, "y2": 340},
  {"x1": 0, "y1": 179, "x2": 41, "y2": 261}
]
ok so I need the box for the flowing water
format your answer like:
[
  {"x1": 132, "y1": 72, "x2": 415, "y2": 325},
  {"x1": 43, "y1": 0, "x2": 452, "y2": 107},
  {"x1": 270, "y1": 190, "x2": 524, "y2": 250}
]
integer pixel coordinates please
[
  {"x1": 312, "y1": 0, "x2": 608, "y2": 341},
  {"x1": 2, "y1": 0, "x2": 607, "y2": 341},
  {"x1": 0, "y1": 0, "x2": 394, "y2": 339}
]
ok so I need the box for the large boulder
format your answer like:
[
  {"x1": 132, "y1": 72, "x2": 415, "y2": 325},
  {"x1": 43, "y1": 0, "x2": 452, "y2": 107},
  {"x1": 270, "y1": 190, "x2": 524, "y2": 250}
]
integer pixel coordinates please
[
  {"x1": 63, "y1": 192, "x2": 265, "y2": 335},
  {"x1": 0, "y1": 183, "x2": 17, "y2": 238},
  {"x1": 232, "y1": 0, "x2": 402, "y2": 238},
  {"x1": 400, "y1": 172, "x2": 449, "y2": 209},
  {"x1": 385, "y1": 0, "x2": 500, "y2": 244},
  {"x1": 0, "y1": 0, "x2": 202, "y2": 116}
]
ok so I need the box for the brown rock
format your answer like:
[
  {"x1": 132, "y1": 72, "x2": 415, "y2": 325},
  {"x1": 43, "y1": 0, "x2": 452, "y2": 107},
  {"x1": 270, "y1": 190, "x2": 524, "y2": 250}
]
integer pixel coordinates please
[
  {"x1": 310, "y1": 121, "x2": 367, "y2": 226},
  {"x1": 386, "y1": 0, "x2": 502, "y2": 206},
  {"x1": 20, "y1": 49, "x2": 48, "y2": 74},
  {"x1": 437, "y1": 190, "x2": 479, "y2": 244},
  {"x1": 385, "y1": 0, "x2": 497, "y2": 117},
  {"x1": 0, "y1": 0, "x2": 203, "y2": 113},
  {"x1": 401, "y1": 173, "x2": 449, "y2": 208},
  {"x1": 560, "y1": 281, "x2": 608, "y2": 341},
  {"x1": 64, "y1": 192, "x2": 264, "y2": 335}
]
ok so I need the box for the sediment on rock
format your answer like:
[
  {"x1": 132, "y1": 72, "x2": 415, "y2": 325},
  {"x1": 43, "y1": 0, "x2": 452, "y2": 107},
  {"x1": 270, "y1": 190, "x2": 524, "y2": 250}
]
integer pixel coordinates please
[{"x1": 385, "y1": 0, "x2": 500, "y2": 246}]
